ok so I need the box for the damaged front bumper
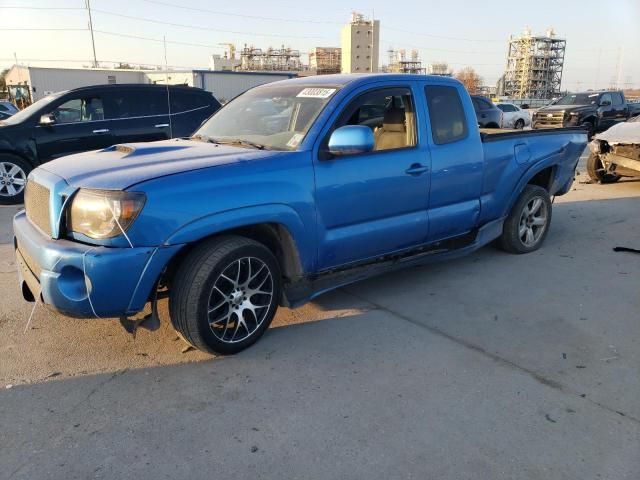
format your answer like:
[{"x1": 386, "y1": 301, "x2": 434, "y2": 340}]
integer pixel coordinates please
[{"x1": 14, "y1": 211, "x2": 182, "y2": 318}]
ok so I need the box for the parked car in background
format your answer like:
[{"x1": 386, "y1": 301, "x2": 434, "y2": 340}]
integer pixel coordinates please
[
  {"x1": 0, "y1": 100, "x2": 19, "y2": 120},
  {"x1": 0, "y1": 84, "x2": 221, "y2": 204},
  {"x1": 532, "y1": 90, "x2": 632, "y2": 137},
  {"x1": 471, "y1": 95, "x2": 502, "y2": 128},
  {"x1": 497, "y1": 103, "x2": 530, "y2": 129},
  {"x1": 629, "y1": 101, "x2": 640, "y2": 118},
  {"x1": 14, "y1": 74, "x2": 587, "y2": 354},
  {"x1": 587, "y1": 115, "x2": 640, "y2": 183}
]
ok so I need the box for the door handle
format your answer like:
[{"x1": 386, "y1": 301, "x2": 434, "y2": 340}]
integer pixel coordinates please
[
  {"x1": 92, "y1": 128, "x2": 109, "y2": 134},
  {"x1": 405, "y1": 163, "x2": 429, "y2": 176},
  {"x1": 155, "y1": 124, "x2": 169, "y2": 128}
]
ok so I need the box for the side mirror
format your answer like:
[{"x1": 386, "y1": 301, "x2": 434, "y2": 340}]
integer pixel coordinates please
[
  {"x1": 39, "y1": 113, "x2": 56, "y2": 125},
  {"x1": 327, "y1": 125, "x2": 374, "y2": 156},
  {"x1": 600, "y1": 100, "x2": 611, "y2": 107}
]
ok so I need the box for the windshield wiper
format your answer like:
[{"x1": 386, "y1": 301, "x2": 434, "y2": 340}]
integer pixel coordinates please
[
  {"x1": 191, "y1": 136, "x2": 268, "y2": 150},
  {"x1": 213, "y1": 138, "x2": 267, "y2": 150},
  {"x1": 191, "y1": 133, "x2": 218, "y2": 143}
]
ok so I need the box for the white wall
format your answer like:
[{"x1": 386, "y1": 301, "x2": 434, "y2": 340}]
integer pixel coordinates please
[
  {"x1": 197, "y1": 72, "x2": 293, "y2": 103},
  {"x1": 28, "y1": 68, "x2": 146, "y2": 100},
  {"x1": 145, "y1": 71, "x2": 195, "y2": 86}
]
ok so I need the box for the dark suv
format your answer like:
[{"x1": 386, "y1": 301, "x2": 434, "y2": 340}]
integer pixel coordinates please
[
  {"x1": 470, "y1": 95, "x2": 503, "y2": 128},
  {"x1": 0, "y1": 84, "x2": 220, "y2": 204}
]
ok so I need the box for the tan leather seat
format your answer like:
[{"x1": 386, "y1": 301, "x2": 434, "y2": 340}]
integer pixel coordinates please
[{"x1": 374, "y1": 108, "x2": 407, "y2": 150}]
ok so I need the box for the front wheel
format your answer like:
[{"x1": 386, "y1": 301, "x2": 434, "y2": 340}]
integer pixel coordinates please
[
  {"x1": 0, "y1": 155, "x2": 31, "y2": 205},
  {"x1": 169, "y1": 236, "x2": 282, "y2": 355},
  {"x1": 586, "y1": 153, "x2": 621, "y2": 184},
  {"x1": 498, "y1": 185, "x2": 552, "y2": 254}
]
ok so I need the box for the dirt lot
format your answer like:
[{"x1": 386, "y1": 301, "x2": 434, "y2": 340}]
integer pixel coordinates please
[{"x1": 1, "y1": 154, "x2": 639, "y2": 479}]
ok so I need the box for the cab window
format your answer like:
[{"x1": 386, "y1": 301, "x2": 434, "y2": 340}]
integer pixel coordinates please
[
  {"x1": 611, "y1": 93, "x2": 624, "y2": 106},
  {"x1": 330, "y1": 87, "x2": 417, "y2": 152},
  {"x1": 425, "y1": 86, "x2": 468, "y2": 145},
  {"x1": 51, "y1": 96, "x2": 104, "y2": 123},
  {"x1": 600, "y1": 93, "x2": 613, "y2": 106}
]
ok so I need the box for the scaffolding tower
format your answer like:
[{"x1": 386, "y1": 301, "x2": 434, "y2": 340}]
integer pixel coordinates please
[
  {"x1": 386, "y1": 48, "x2": 425, "y2": 74},
  {"x1": 309, "y1": 47, "x2": 341, "y2": 75},
  {"x1": 503, "y1": 28, "x2": 566, "y2": 99}
]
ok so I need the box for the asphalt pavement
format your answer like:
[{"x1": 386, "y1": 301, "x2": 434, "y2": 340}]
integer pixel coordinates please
[{"x1": 1, "y1": 155, "x2": 639, "y2": 479}]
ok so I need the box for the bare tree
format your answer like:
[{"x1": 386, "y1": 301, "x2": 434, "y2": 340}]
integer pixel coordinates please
[{"x1": 455, "y1": 67, "x2": 483, "y2": 94}]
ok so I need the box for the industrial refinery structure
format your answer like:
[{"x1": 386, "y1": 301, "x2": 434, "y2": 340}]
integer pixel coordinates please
[
  {"x1": 386, "y1": 49, "x2": 424, "y2": 74},
  {"x1": 237, "y1": 45, "x2": 304, "y2": 72},
  {"x1": 309, "y1": 47, "x2": 342, "y2": 75},
  {"x1": 502, "y1": 28, "x2": 566, "y2": 99}
]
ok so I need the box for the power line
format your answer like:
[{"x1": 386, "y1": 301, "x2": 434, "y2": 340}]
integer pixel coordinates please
[
  {"x1": 0, "y1": 28, "x2": 88, "y2": 31},
  {"x1": 0, "y1": 6, "x2": 85, "y2": 10},
  {"x1": 94, "y1": 30, "x2": 225, "y2": 50},
  {"x1": 89, "y1": 8, "x2": 333, "y2": 40},
  {"x1": 380, "y1": 40, "x2": 505, "y2": 56},
  {"x1": 384, "y1": 26, "x2": 505, "y2": 43},
  {"x1": 137, "y1": 0, "x2": 343, "y2": 25},
  {"x1": 1, "y1": 57, "x2": 206, "y2": 70}
]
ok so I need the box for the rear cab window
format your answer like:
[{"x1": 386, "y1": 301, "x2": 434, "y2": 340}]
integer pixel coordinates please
[{"x1": 425, "y1": 85, "x2": 469, "y2": 145}]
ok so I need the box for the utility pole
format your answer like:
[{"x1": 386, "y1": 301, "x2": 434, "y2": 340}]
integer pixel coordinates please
[{"x1": 86, "y1": 0, "x2": 98, "y2": 68}]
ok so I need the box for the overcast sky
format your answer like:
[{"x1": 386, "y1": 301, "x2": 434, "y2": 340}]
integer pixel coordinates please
[{"x1": 1, "y1": 0, "x2": 639, "y2": 90}]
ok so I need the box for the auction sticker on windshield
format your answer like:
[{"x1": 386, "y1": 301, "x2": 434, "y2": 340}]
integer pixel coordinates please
[{"x1": 297, "y1": 88, "x2": 336, "y2": 99}]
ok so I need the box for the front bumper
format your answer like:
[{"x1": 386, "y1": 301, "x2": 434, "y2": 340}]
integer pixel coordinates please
[{"x1": 14, "y1": 211, "x2": 182, "y2": 318}]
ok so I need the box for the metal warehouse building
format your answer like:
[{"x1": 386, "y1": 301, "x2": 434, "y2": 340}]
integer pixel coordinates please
[
  {"x1": 5, "y1": 65, "x2": 297, "y2": 104},
  {"x1": 5, "y1": 66, "x2": 148, "y2": 102}
]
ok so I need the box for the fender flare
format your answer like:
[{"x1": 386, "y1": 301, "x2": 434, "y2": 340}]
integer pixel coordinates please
[
  {"x1": 162, "y1": 203, "x2": 314, "y2": 273},
  {"x1": 503, "y1": 162, "x2": 557, "y2": 217}
]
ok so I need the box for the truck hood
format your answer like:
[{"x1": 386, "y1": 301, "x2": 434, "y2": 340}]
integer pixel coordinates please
[
  {"x1": 39, "y1": 139, "x2": 281, "y2": 190},
  {"x1": 594, "y1": 120, "x2": 640, "y2": 145}
]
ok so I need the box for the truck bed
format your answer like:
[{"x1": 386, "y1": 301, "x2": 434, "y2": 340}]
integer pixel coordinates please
[{"x1": 480, "y1": 126, "x2": 587, "y2": 142}]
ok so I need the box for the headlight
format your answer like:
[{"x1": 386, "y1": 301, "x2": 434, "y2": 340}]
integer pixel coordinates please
[{"x1": 68, "y1": 189, "x2": 145, "y2": 239}]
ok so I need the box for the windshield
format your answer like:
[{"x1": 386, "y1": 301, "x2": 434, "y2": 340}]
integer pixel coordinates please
[
  {"x1": 554, "y1": 93, "x2": 600, "y2": 106},
  {"x1": 194, "y1": 84, "x2": 339, "y2": 151},
  {"x1": 1, "y1": 92, "x2": 66, "y2": 125}
]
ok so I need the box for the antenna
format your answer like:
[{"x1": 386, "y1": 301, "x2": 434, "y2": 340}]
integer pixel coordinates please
[{"x1": 163, "y1": 36, "x2": 174, "y2": 139}]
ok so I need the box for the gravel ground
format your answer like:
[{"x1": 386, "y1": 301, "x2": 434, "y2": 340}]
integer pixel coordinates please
[{"x1": 1, "y1": 153, "x2": 639, "y2": 479}]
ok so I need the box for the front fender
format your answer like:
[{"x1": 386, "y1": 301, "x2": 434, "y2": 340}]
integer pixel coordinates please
[{"x1": 163, "y1": 203, "x2": 315, "y2": 273}]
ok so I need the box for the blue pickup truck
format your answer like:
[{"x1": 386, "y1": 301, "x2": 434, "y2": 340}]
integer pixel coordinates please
[{"x1": 14, "y1": 74, "x2": 587, "y2": 354}]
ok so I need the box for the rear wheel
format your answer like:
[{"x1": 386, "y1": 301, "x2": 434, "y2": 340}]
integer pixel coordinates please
[
  {"x1": 0, "y1": 155, "x2": 30, "y2": 205},
  {"x1": 498, "y1": 185, "x2": 552, "y2": 254},
  {"x1": 169, "y1": 236, "x2": 282, "y2": 355},
  {"x1": 586, "y1": 153, "x2": 621, "y2": 184},
  {"x1": 514, "y1": 119, "x2": 525, "y2": 129}
]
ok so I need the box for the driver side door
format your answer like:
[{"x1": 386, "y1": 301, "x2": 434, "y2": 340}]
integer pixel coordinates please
[
  {"x1": 312, "y1": 85, "x2": 430, "y2": 270},
  {"x1": 34, "y1": 91, "x2": 114, "y2": 162}
]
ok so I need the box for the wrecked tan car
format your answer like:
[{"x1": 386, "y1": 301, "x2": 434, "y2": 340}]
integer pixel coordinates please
[{"x1": 587, "y1": 116, "x2": 640, "y2": 183}]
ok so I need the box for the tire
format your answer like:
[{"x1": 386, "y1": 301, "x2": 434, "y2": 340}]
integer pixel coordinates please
[
  {"x1": 586, "y1": 152, "x2": 621, "y2": 184},
  {"x1": 514, "y1": 119, "x2": 525, "y2": 129},
  {"x1": 581, "y1": 120, "x2": 595, "y2": 139},
  {"x1": 498, "y1": 185, "x2": 552, "y2": 254},
  {"x1": 169, "y1": 235, "x2": 282, "y2": 355},
  {"x1": 0, "y1": 154, "x2": 31, "y2": 205}
]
